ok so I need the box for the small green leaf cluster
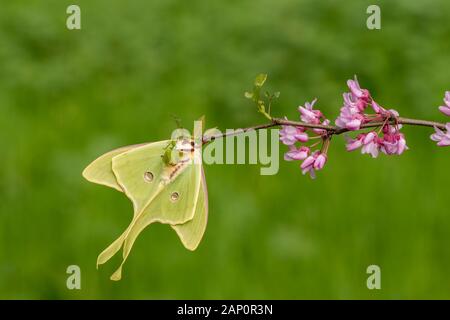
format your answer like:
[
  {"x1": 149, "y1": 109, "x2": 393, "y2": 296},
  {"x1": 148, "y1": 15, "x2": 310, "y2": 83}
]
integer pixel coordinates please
[{"x1": 245, "y1": 74, "x2": 280, "y2": 121}]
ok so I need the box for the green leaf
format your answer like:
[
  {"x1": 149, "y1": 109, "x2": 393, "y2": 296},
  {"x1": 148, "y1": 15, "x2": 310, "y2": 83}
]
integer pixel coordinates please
[
  {"x1": 244, "y1": 91, "x2": 254, "y2": 99},
  {"x1": 254, "y1": 73, "x2": 267, "y2": 87}
]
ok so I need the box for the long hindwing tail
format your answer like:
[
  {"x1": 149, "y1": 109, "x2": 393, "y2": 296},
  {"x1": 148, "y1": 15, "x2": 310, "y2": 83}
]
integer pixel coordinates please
[
  {"x1": 107, "y1": 143, "x2": 202, "y2": 280},
  {"x1": 109, "y1": 162, "x2": 202, "y2": 281},
  {"x1": 98, "y1": 173, "x2": 207, "y2": 272},
  {"x1": 95, "y1": 141, "x2": 169, "y2": 268},
  {"x1": 82, "y1": 142, "x2": 154, "y2": 267}
]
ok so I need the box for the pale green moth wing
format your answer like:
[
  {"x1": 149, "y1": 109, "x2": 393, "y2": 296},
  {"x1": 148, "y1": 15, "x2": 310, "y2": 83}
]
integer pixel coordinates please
[
  {"x1": 111, "y1": 140, "x2": 201, "y2": 222},
  {"x1": 85, "y1": 144, "x2": 208, "y2": 261},
  {"x1": 82, "y1": 142, "x2": 157, "y2": 268},
  {"x1": 96, "y1": 141, "x2": 170, "y2": 267},
  {"x1": 119, "y1": 164, "x2": 206, "y2": 261},
  {"x1": 82, "y1": 143, "x2": 147, "y2": 191},
  {"x1": 171, "y1": 168, "x2": 208, "y2": 251},
  {"x1": 109, "y1": 155, "x2": 202, "y2": 280},
  {"x1": 109, "y1": 162, "x2": 202, "y2": 281},
  {"x1": 107, "y1": 144, "x2": 202, "y2": 280}
]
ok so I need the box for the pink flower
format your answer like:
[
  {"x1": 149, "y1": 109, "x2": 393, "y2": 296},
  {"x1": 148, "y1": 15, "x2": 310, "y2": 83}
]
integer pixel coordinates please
[
  {"x1": 362, "y1": 131, "x2": 375, "y2": 144},
  {"x1": 381, "y1": 132, "x2": 408, "y2": 155},
  {"x1": 361, "y1": 132, "x2": 380, "y2": 158},
  {"x1": 361, "y1": 140, "x2": 380, "y2": 158},
  {"x1": 314, "y1": 153, "x2": 327, "y2": 170},
  {"x1": 347, "y1": 76, "x2": 370, "y2": 101},
  {"x1": 300, "y1": 151, "x2": 327, "y2": 179},
  {"x1": 284, "y1": 146, "x2": 310, "y2": 161},
  {"x1": 346, "y1": 131, "x2": 383, "y2": 158},
  {"x1": 280, "y1": 125, "x2": 308, "y2": 145},
  {"x1": 438, "y1": 91, "x2": 450, "y2": 116},
  {"x1": 300, "y1": 152, "x2": 318, "y2": 179},
  {"x1": 431, "y1": 123, "x2": 450, "y2": 147},
  {"x1": 295, "y1": 131, "x2": 308, "y2": 143},
  {"x1": 376, "y1": 124, "x2": 408, "y2": 155},
  {"x1": 335, "y1": 102, "x2": 365, "y2": 130},
  {"x1": 335, "y1": 77, "x2": 374, "y2": 131},
  {"x1": 371, "y1": 100, "x2": 386, "y2": 114},
  {"x1": 345, "y1": 134, "x2": 364, "y2": 151},
  {"x1": 342, "y1": 92, "x2": 362, "y2": 111},
  {"x1": 346, "y1": 131, "x2": 378, "y2": 153},
  {"x1": 298, "y1": 98, "x2": 322, "y2": 124}
]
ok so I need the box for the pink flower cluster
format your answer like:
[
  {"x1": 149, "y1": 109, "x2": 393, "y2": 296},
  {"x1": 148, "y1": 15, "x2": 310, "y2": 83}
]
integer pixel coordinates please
[
  {"x1": 335, "y1": 78, "x2": 371, "y2": 130},
  {"x1": 280, "y1": 77, "x2": 449, "y2": 178},
  {"x1": 345, "y1": 123, "x2": 407, "y2": 158},
  {"x1": 431, "y1": 91, "x2": 450, "y2": 147},
  {"x1": 336, "y1": 76, "x2": 396, "y2": 131},
  {"x1": 279, "y1": 99, "x2": 330, "y2": 178},
  {"x1": 438, "y1": 91, "x2": 450, "y2": 116},
  {"x1": 334, "y1": 77, "x2": 408, "y2": 158}
]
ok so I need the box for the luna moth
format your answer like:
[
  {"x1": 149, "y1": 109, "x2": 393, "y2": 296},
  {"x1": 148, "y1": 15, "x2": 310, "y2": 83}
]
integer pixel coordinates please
[{"x1": 82, "y1": 133, "x2": 208, "y2": 281}]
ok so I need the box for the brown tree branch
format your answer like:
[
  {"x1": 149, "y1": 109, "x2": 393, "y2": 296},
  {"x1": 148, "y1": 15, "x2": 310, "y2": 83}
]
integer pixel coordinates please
[{"x1": 203, "y1": 116, "x2": 446, "y2": 142}]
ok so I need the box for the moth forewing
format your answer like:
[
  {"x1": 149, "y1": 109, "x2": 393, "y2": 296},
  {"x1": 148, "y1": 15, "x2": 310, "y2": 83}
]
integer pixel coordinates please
[
  {"x1": 111, "y1": 140, "x2": 169, "y2": 216},
  {"x1": 129, "y1": 147, "x2": 202, "y2": 227},
  {"x1": 82, "y1": 144, "x2": 147, "y2": 192}
]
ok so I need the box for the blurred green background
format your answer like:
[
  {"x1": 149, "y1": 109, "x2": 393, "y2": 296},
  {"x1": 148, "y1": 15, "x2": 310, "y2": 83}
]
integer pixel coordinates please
[{"x1": 0, "y1": 0, "x2": 449, "y2": 299}]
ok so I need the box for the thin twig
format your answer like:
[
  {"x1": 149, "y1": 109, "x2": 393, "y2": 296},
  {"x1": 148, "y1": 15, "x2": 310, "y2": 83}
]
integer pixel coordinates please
[{"x1": 203, "y1": 116, "x2": 446, "y2": 142}]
